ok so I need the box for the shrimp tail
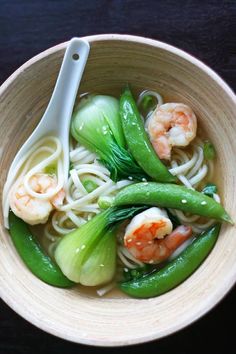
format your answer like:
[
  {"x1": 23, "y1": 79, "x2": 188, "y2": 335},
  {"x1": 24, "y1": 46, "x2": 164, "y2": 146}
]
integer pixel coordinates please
[{"x1": 164, "y1": 225, "x2": 192, "y2": 251}]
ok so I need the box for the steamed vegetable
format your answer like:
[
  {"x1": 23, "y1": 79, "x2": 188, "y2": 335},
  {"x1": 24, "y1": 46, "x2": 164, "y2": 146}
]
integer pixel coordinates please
[
  {"x1": 79, "y1": 228, "x2": 116, "y2": 286},
  {"x1": 119, "y1": 87, "x2": 176, "y2": 183},
  {"x1": 202, "y1": 183, "x2": 217, "y2": 197},
  {"x1": 203, "y1": 141, "x2": 216, "y2": 160},
  {"x1": 71, "y1": 95, "x2": 146, "y2": 181},
  {"x1": 9, "y1": 212, "x2": 74, "y2": 288},
  {"x1": 98, "y1": 196, "x2": 114, "y2": 209},
  {"x1": 114, "y1": 182, "x2": 233, "y2": 223},
  {"x1": 82, "y1": 179, "x2": 98, "y2": 193},
  {"x1": 120, "y1": 224, "x2": 220, "y2": 298},
  {"x1": 139, "y1": 94, "x2": 156, "y2": 113},
  {"x1": 55, "y1": 206, "x2": 147, "y2": 284}
]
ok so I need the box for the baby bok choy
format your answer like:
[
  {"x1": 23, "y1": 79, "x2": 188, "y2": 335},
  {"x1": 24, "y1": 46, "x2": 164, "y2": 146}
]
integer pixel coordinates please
[
  {"x1": 55, "y1": 206, "x2": 147, "y2": 285},
  {"x1": 71, "y1": 95, "x2": 147, "y2": 182}
]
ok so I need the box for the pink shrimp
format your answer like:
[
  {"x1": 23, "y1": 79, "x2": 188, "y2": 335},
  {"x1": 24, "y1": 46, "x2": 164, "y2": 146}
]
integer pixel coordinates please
[
  {"x1": 124, "y1": 207, "x2": 192, "y2": 263},
  {"x1": 9, "y1": 173, "x2": 65, "y2": 225},
  {"x1": 146, "y1": 103, "x2": 197, "y2": 160}
]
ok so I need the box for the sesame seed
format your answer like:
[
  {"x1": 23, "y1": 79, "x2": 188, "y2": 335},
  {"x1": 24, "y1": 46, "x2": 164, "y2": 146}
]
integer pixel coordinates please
[
  {"x1": 181, "y1": 199, "x2": 187, "y2": 204},
  {"x1": 124, "y1": 268, "x2": 129, "y2": 272},
  {"x1": 100, "y1": 264, "x2": 105, "y2": 267},
  {"x1": 142, "y1": 178, "x2": 147, "y2": 182},
  {"x1": 149, "y1": 260, "x2": 154, "y2": 264},
  {"x1": 136, "y1": 241, "x2": 141, "y2": 246},
  {"x1": 75, "y1": 248, "x2": 80, "y2": 253},
  {"x1": 81, "y1": 245, "x2": 86, "y2": 250},
  {"x1": 128, "y1": 176, "x2": 133, "y2": 180},
  {"x1": 148, "y1": 241, "x2": 153, "y2": 244},
  {"x1": 132, "y1": 122, "x2": 136, "y2": 126},
  {"x1": 201, "y1": 201, "x2": 207, "y2": 205},
  {"x1": 127, "y1": 239, "x2": 132, "y2": 243}
]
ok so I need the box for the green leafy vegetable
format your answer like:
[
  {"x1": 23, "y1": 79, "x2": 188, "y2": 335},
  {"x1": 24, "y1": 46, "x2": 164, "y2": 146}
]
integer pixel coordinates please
[
  {"x1": 82, "y1": 179, "x2": 98, "y2": 193},
  {"x1": 139, "y1": 95, "x2": 156, "y2": 116},
  {"x1": 98, "y1": 196, "x2": 114, "y2": 209},
  {"x1": 44, "y1": 164, "x2": 57, "y2": 176},
  {"x1": 55, "y1": 206, "x2": 147, "y2": 284},
  {"x1": 202, "y1": 183, "x2": 217, "y2": 198},
  {"x1": 71, "y1": 94, "x2": 147, "y2": 181},
  {"x1": 123, "y1": 264, "x2": 153, "y2": 282},
  {"x1": 203, "y1": 141, "x2": 216, "y2": 160}
]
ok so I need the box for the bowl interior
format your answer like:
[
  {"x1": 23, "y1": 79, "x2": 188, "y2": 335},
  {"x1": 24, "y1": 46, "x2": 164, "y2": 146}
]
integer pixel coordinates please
[{"x1": 0, "y1": 35, "x2": 236, "y2": 346}]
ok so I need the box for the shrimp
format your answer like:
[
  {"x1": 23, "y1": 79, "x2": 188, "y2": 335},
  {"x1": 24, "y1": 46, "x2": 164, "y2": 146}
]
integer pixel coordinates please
[
  {"x1": 124, "y1": 207, "x2": 192, "y2": 263},
  {"x1": 146, "y1": 103, "x2": 197, "y2": 160},
  {"x1": 9, "y1": 173, "x2": 65, "y2": 225}
]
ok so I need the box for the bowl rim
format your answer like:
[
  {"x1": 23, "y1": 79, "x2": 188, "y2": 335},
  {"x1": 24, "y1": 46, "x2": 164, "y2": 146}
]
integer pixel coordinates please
[{"x1": 0, "y1": 34, "x2": 236, "y2": 347}]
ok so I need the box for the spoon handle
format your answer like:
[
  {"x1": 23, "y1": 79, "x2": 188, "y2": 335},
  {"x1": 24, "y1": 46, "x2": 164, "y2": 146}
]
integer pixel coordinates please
[
  {"x1": 44, "y1": 37, "x2": 90, "y2": 134},
  {"x1": 42, "y1": 37, "x2": 90, "y2": 181}
]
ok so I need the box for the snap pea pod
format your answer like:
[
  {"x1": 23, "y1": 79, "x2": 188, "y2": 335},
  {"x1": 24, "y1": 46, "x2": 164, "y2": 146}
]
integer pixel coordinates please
[
  {"x1": 114, "y1": 182, "x2": 233, "y2": 223},
  {"x1": 9, "y1": 212, "x2": 74, "y2": 288},
  {"x1": 119, "y1": 87, "x2": 176, "y2": 183},
  {"x1": 120, "y1": 224, "x2": 221, "y2": 298}
]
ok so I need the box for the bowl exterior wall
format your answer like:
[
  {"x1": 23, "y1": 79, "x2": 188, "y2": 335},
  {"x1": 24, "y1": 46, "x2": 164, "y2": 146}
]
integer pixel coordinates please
[{"x1": 0, "y1": 34, "x2": 236, "y2": 346}]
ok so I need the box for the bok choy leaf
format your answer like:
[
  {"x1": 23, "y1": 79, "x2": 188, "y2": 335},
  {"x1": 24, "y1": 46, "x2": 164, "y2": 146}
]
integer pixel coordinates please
[{"x1": 71, "y1": 95, "x2": 147, "y2": 181}]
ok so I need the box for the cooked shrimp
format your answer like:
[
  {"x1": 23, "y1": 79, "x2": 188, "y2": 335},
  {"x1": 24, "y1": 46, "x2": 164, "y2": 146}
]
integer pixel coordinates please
[
  {"x1": 9, "y1": 173, "x2": 64, "y2": 225},
  {"x1": 124, "y1": 207, "x2": 192, "y2": 263},
  {"x1": 146, "y1": 103, "x2": 197, "y2": 160}
]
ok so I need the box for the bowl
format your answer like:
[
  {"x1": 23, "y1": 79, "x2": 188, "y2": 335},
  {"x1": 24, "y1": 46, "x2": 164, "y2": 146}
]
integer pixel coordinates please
[{"x1": 0, "y1": 34, "x2": 236, "y2": 346}]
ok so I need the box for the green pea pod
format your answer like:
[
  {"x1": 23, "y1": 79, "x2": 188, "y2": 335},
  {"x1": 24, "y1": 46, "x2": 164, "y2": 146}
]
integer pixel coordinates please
[
  {"x1": 114, "y1": 182, "x2": 233, "y2": 223},
  {"x1": 120, "y1": 224, "x2": 221, "y2": 298},
  {"x1": 119, "y1": 87, "x2": 176, "y2": 183},
  {"x1": 9, "y1": 212, "x2": 74, "y2": 288}
]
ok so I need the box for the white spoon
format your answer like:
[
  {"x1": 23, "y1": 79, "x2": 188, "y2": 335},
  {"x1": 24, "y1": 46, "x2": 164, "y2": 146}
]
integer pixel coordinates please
[{"x1": 3, "y1": 37, "x2": 90, "y2": 228}]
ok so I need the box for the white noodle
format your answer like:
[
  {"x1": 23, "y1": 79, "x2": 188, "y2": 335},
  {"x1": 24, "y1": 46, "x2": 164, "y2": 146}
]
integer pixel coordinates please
[
  {"x1": 137, "y1": 90, "x2": 164, "y2": 108},
  {"x1": 186, "y1": 146, "x2": 204, "y2": 179},
  {"x1": 117, "y1": 247, "x2": 144, "y2": 269},
  {"x1": 97, "y1": 282, "x2": 116, "y2": 297},
  {"x1": 189, "y1": 164, "x2": 208, "y2": 186},
  {"x1": 213, "y1": 193, "x2": 221, "y2": 203},
  {"x1": 170, "y1": 150, "x2": 198, "y2": 176}
]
